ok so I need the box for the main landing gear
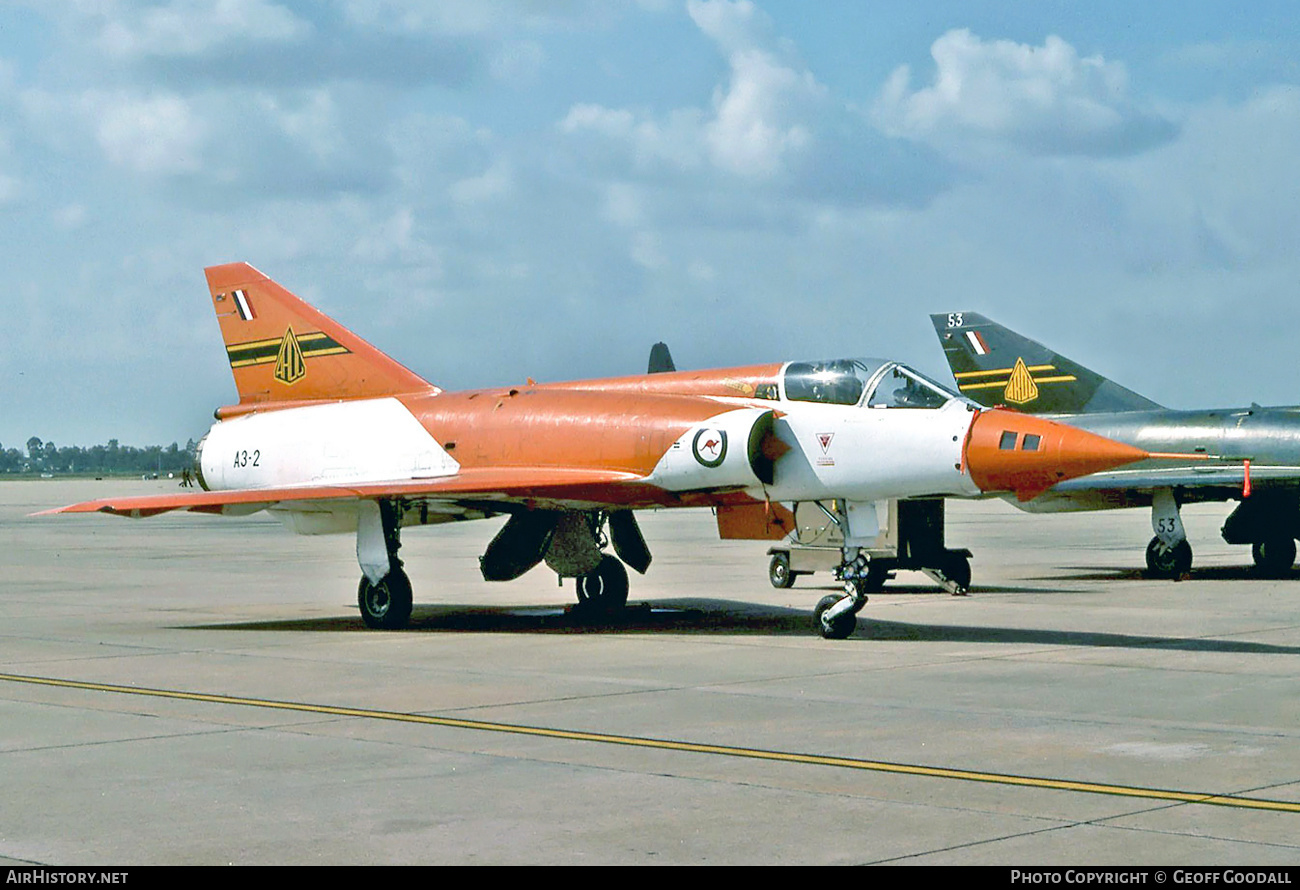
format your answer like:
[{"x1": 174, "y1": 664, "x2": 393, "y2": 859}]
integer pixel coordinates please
[
  {"x1": 351, "y1": 502, "x2": 653, "y2": 630},
  {"x1": 359, "y1": 566, "x2": 413, "y2": 630},
  {"x1": 574, "y1": 554, "x2": 630, "y2": 612},
  {"x1": 1145, "y1": 488, "x2": 1193, "y2": 579},
  {"x1": 357, "y1": 500, "x2": 413, "y2": 629},
  {"x1": 1146, "y1": 488, "x2": 1300, "y2": 578},
  {"x1": 1148, "y1": 531, "x2": 1299, "y2": 579},
  {"x1": 479, "y1": 508, "x2": 648, "y2": 616},
  {"x1": 1222, "y1": 492, "x2": 1300, "y2": 578},
  {"x1": 1251, "y1": 536, "x2": 1297, "y2": 576}
]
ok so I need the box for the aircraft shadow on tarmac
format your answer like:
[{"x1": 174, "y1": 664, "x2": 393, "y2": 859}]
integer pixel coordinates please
[
  {"x1": 857, "y1": 619, "x2": 1300, "y2": 654},
  {"x1": 188, "y1": 586, "x2": 1055, "y2": 637},
  {"x1": 193, "y1": 600, "x2": 817, "y2": 636},
  {"x1": 1031, "y1": 565, "x2": 1298, "y2": 583},
  {"x1": 189, "y1": 597, "x2": 1300, "y2": 653}
]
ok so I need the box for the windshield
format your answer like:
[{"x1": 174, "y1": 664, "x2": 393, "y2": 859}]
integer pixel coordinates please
[
  {"x1": 867, "y1": 364, "x2": 957, "y2": 409},
  {"x1": 783, "y1": 359, "x2": 879, "y2": 406}
]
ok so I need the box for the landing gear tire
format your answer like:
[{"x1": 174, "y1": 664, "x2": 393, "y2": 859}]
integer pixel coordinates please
[
  {"x1": 769, "y1": 552, "x2": 795, "y2": 589},
  {"x1": 814, "y1": 594, "x2": 856, "y2": 640},
  {"x1": 575, "y1": 555, "x2": 629, "y2": 611},
  {"x1": 358, "y1": 567, "x2": 413, "y2": 630},
  {"x1": 941, "y1": 553, "x2": 972, "y2": 592},
  {"x1": 1145, "y1": 537, "x2": 1192, "y2": 579},
  {"x1": 1252, "y1": 536, "x2": 1296, "y2": 577}
]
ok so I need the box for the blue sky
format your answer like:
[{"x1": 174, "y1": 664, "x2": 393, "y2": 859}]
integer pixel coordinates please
[{"x1": 2, "y1": 1, "x2": 1299, "y2": 447}]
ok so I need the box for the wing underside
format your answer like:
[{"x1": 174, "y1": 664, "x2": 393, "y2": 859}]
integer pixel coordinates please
[
  {"x1": 36, "y1": 467, "x2": 672, "y2": 520},
  {"x1": 1017, "y1": 465, "x2": 1300, "y2": 512}
]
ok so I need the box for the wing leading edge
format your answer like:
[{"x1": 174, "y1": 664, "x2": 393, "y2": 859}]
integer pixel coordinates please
[{"x1": 35, "y1": 467, "x2": 661, "y2": 519}]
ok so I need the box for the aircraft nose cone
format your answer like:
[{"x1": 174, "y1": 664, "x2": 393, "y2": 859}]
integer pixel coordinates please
[{"x1": 965, "y1": 409, "x2": 1148, "y2": 501}]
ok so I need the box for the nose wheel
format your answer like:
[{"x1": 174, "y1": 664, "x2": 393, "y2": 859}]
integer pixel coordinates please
[
  {"x1": 814, "y1": 594, "x2": 857, "y2": 640},
  {"x1": 814, "y1": 553, "x2": 873, "y2": 639}
]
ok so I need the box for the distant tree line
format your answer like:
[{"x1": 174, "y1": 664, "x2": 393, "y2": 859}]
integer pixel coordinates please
[{"x1": 0, "y1": 437, "x2": 199, "y2": 476}]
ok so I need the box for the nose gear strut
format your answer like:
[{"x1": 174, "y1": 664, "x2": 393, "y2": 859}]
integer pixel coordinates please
[{"x1": 815, "y1": 547, "x2": 873, "y2": 639}]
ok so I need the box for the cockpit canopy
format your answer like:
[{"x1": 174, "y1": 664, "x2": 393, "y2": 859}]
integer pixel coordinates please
[{"x1": 782, "y1": 359, "x2": 959, "y2": 409}]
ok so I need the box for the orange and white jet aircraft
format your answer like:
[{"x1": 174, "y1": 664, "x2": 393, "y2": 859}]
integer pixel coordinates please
[{"x1": 44, "y1": 263, "x2": 1158, "y2": 637}]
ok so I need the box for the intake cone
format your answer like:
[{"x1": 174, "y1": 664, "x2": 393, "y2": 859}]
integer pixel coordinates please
[{"x1": 965, "y1": 409, "x2": 1148, "y2": 501}]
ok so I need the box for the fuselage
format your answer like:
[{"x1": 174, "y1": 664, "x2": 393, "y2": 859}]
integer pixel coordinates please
[
  {"x1": 195, "y1": 357, "x2": 1142, "y2": 525},
  {"x1": 197, "y1": 360, "x2": 979, "y2": 509}
]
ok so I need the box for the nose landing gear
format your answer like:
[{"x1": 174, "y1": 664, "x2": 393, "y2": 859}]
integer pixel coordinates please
[{"x1": 813, "y1": 551, "x2": 873, "y2": 639}]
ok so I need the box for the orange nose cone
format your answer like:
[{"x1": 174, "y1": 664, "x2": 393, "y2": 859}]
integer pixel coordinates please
[{"x1": 966, "y1": 409, "x2": 1148, "y2": 501}]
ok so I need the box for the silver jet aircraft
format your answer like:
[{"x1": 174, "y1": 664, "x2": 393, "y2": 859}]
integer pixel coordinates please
[{"x1": 932, "y1": 312, "x2": 1300, "y2": 577}]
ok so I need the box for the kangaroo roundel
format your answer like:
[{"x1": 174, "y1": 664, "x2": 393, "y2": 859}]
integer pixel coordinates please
[{"x1": 692, "y1": 428, "x2": 727, "y2": 468}]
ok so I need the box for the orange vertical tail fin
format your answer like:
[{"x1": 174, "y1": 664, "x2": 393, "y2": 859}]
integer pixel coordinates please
[{"x1": 205, "y1": 262, "x2": 435, "y2": 410}]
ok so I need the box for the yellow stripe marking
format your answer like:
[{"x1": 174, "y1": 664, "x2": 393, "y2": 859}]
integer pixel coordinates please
[
  {"x1": 226, "y1": 333, "x2": 336, "y2": 357},
  {"x1": 954, "y1": 365, "x2": 1057, "y2": 379},
  {"x1": 2, "y1": 672, "x2": 1296, "y2": 813},
  {"x1": 228, "y1": 336, "x2": 286, "y2": 351},
  {"x1": 959, "y1": 375, "x2": 1078, "y2": 391}
]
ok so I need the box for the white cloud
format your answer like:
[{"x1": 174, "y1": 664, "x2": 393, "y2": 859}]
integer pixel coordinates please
[
  {"x1": 489, "y1": 39, "x2": 544, "y2": 83},
  {"x1": 704, "y1": 45, "x2": 819, "y2": 176},
  {"x1": 94, "y1": 92, "x2": 207, "y2": 174},
  {"x1": 686, "y1": 0, "x2": 767, "y2": 57},
  {"x1": 560, "y1": 104, "x2": 707, "y2": 173},
  {"x1": 52, "y1": 204, "x2": 88, "y2": 229},
  {"x1": 20, "y1": 80, "x2": 397, "y2": 196},
  {"x1": 684, "y1": 0, "x2": 826, "y2": 177},
  {"x1": 600, "y1": 182, "x2": 645, "y2": 227},
  {"x1": 0, "y1": 172, "x2": 18, "y2": 204},
  {"x1": 1109, "y1": 85, "x2": 1300, "y2": 272},
  {"x1": 388, "y1": 112, "x2": 506, "y2": 202},
  {"x1": 350, "y1": 206, "x2": 439, "y2": 268},
  {"x1": 449, "y1": 160, "x2": 512, "y2": 205},
  {"x1": 96, "y1": 0, "x2": 310, "y2": 60},
  {"x1": 876, "y1": 29, "x2": 1176, "y2": 157},
  {"x1": 341, "y1": 0, "x2": 514, "y2": 34},
  {"x1": 340, "y1": 0, "x2": 627, "y2": 35},
  {"x1": 630, "y1": 231, "x2": 665, "y2": 269},
  {"x1": 687, "y1": 259, "x2": 716, "y2": 282},
  {"x1": 561, "y1": 0, "x2": 823, "y2": 180},
  {"x1": 254, "y1": 89, "x2": 347, "y2": 165},
  {"x1": 561, "y1": 104, "x2": 636, "y2": 140},
  {"x1": 21, "y1": 87, "x2": 210, "y2": 177}
]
